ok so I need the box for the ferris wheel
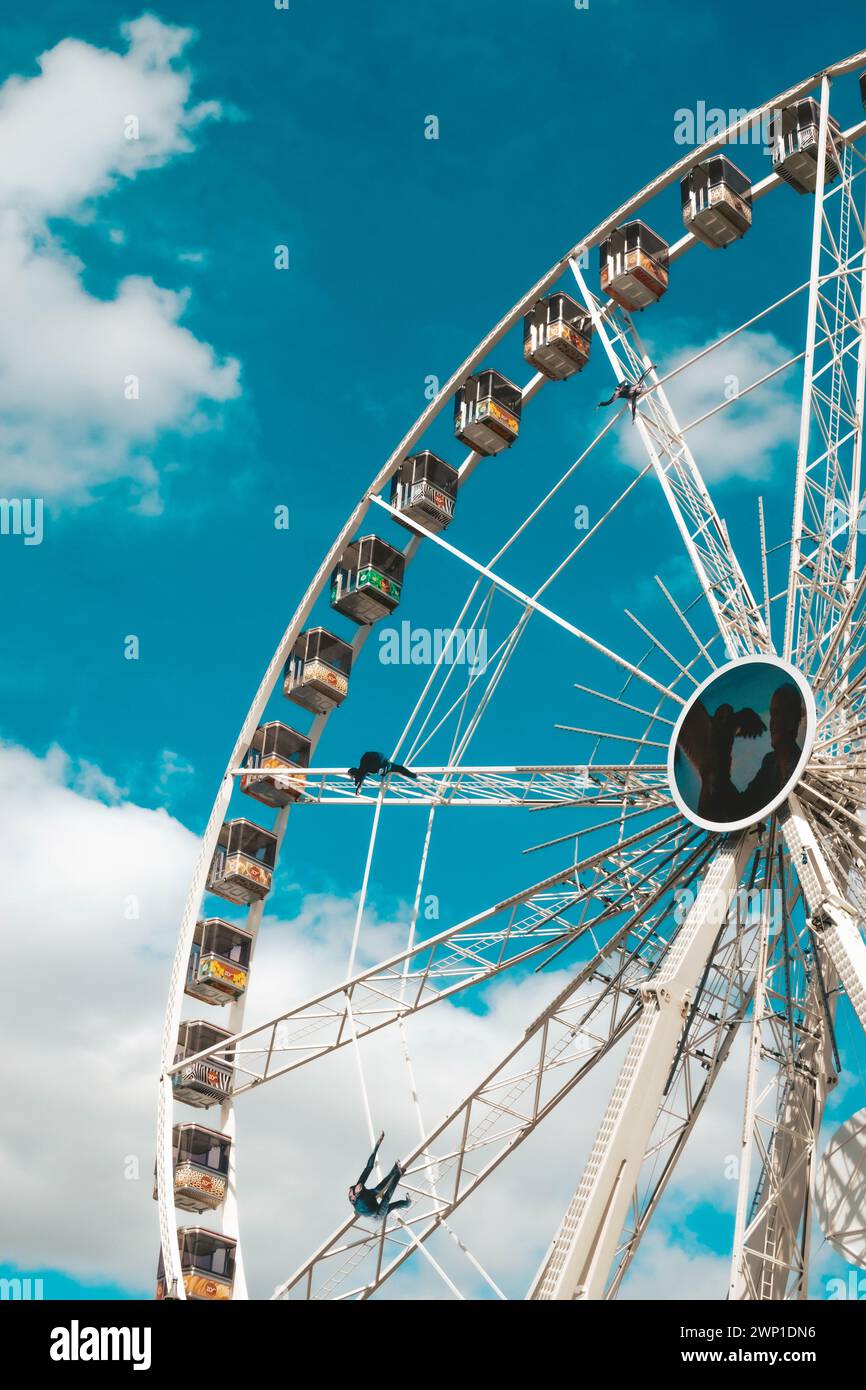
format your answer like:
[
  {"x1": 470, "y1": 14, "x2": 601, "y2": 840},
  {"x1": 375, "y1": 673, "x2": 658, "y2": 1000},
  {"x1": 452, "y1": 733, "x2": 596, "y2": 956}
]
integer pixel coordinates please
[{"x1": 155, "y1": 49, "x2": 866, "y2": 1302}]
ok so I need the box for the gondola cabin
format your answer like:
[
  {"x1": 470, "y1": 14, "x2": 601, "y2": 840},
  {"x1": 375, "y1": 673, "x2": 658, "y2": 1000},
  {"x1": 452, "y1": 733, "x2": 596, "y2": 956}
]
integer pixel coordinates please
[
  {"x1": 454, "y1": 370, "x2": 522, "y2": 455},
  {"x1": 241, "y1": 722, "x2": 311, "y2": 808},
  {"x1": 389, "y1": 451, "x2": 458, "y2": 533},
  {"x1": 206, "y1": 819, "x2": 277, "y2": 905},
  {"x1": 185, "y1": 919, "x2": 252, "y2": 1005},
  {"x1": 523, "y1": 293, "x2": 593, "y2": 380},
  {"x1": 600, "y1": 221, "x2": 669, "y2": 310},
  {"x1": 681, "y1": 156, "x2": 753, "y2": 247},
  {"x1": 156, "y1": 1228, "x2": 237, "y2": 1301},
  {"x1": 769, "y1": 99, "x2": 841, "y2": 193},
  {"x1": 330, "y1": 535, "x2": 405, "y2": 624},
  {"x1": 171, "y1": 1020, "x2": 234, "y2": 1109},
  {"x1": 153, "y1": 1124, "x2": 232, "y2": 1214},
  {"x1": 283, "y1": 627, "x2": 352, "y2": 714}
]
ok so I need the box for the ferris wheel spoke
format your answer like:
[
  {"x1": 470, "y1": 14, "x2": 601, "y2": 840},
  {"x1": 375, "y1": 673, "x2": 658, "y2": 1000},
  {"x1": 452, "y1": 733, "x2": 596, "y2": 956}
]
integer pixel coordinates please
[
  {"x1": 272, "y1": 913, "x2": 665, "y2": 1299},
  {"x1": 158, "y1": 51, "x2": 866, "y2": 1305},
  {"x1": 369, "y1": 493, "x2": 685, "y2": 707},
  {"x1": 569, "y1": 262, "x2": 768, "y2": 663},
  {"x1": 235, "y1": 762, "x2": 670, "y2": 808},
  {"x1": 779, "y1": 798, "x2": 866, "y2": 1035},
  {"x1": 167, "y1": 811, "x2": 691, "y2": 1098},
  {"x1": 531, "y1": 823, "x2": 712, "y2": 973},
  {"x1": 729, "y1": 836, "x2": 837, "y2": 1299},
  {"x1": 395, "y1": 421, "x2": 664, "y2": 767},
  {"x1": 606, "y1": 859, "x2": 767, "y2": 1296},
  {"x1": 785, "y1": 77, "x2": 866, "y2": 674},
  {"x1": 798, "y1": 775, "x2": 866, "y2": 845},
  {"x1": 811, "y1": 563, "x2": 866, "y2": 696},
  {"x1": 529, "y1": 831, "x2": 756, "y2": 1300},
  {"x1": 271, "y1": 830, "x2": 722, "y2": 1300}
]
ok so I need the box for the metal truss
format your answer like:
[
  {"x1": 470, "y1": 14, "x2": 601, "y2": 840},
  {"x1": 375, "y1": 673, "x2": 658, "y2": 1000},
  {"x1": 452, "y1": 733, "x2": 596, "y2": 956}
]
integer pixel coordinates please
[
  {"x1": 159, "y1": 52, "x2": 866, "y2": 1304},
  {"x1": 729, "y1": 836, "x2": 837, "y2": 1299},
  {"x1": 529, "y1": 833, "x2": 755, "y2": 1299},
  {"x1": 167, "y1": 814, "x2": 699, "y2": 1099},
  {"x1": 725, "y1": 783, "x2": 866, "y2": 1300},
  {"x1": 271, "y1": 844, "x2": 714, "y2": 1301},
  {"x1": 785, "y1": 77, "x2": 866, "y2": 677},
  {"x1": 570, "y1": 263, "x2": 769, "y2": 662},
  {"x1": 604, "y1": 849, "x2": 767, "y2": 1295},
  {"x1": 234, "y1": 763, "x2": 670, "y2": 808},
  {"x1": 780, "y1": 797, "x2": 866, "y2": 1032}
]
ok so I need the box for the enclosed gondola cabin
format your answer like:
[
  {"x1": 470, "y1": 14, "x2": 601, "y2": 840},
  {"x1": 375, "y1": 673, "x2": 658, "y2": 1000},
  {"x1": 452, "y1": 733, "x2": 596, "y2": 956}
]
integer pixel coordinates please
[
  {"x1": 241, "y1": 722, "x2": 311, "y2": 808},
  {"x1": 681, "y1": 156, "x2": 753, "y2": 247},
  {"x1": 185, "y1": 918, "x2": 252, "y2": 1005},
  {"x1": 206, "y1": 819, "x2": 277, "y2": 905},
  {"x1": 283, "y1": 627, "x2": 352, "y2": 714},
  {"x1": 769, "y1": 99, "x2": 841, "y2": 193},
  {"x1": 600, "y1": 221, "x2": 669, "y2": 310},
  {"x1": 171, "y1": 1020, "x2": 234, "y2": 1108},
  {"x1": 330, "y1": 535, "x2": 405, "y2": 624},
  {"x1": 390, "y1": 451, "x2": 458, "y2": 534},
  {"x1": 153, "y1": 1123, "x2": 232, "y2": 1213},
  {"x1": 523, "y1": 293, "x2": 593, "y2": 380},
  {"x1": 156, "y1": 1228, "x2": 237, "y2": 1301},
  {"x1": 454, "y1": 370, "x2": 522, "y2": 456}
]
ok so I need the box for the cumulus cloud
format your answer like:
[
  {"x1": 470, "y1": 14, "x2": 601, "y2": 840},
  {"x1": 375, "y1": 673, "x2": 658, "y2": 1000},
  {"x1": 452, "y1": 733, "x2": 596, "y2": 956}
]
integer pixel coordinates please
[
  {"x1": 618, "y1": 1227, "x2": 730, "y2": 1300},
  {"x1": 156, "y1": 748, "x2": 194, "y2": 791},
  {"x1": 0, "y1": 738, "x2": 601, "y2": 1297},
  {"x1": 0, "y1": 16, "x2": 239, "y2": 504},
  {"x1": 1, "y1": 740, "x2": 848, "y2": 1300},
  {"x1": 0, "y1": 17, "x2": 219, "y2": 220},
  {"x1": 616, "y1": 330, "x2": 800, "y2": 483}
]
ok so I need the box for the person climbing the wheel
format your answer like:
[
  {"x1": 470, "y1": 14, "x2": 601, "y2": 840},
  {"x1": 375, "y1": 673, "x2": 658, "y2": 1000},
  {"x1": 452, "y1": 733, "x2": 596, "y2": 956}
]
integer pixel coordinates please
[
  {"x1": 348, "y1": 750, "x2": 417, "y2": 795},
  {"x1": 348, "y1": 1131, "x2": 411, "y2": 1220},
  {"x1": 597, "y1": 363, "x2": 656, "y2": 422}
]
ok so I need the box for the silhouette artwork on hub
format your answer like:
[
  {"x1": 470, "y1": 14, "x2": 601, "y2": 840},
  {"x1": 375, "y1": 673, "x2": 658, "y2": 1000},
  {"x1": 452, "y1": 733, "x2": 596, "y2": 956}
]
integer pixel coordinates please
[{"x1": 669, "y1": 658, "x2": 814, "y2": 831}]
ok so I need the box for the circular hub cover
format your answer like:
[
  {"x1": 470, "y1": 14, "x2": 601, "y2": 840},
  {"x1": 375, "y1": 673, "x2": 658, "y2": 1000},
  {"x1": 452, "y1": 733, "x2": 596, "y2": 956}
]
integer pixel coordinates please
[{"x1": 667, "y1": 655, "x2": 815, "y2": 832}]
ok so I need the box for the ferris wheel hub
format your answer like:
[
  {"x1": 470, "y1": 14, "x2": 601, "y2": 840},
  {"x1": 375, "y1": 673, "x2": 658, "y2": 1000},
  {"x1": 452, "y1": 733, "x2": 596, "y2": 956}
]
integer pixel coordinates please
[{"x1": 668, "y1": 655, "x2": 816, "y2": 833}]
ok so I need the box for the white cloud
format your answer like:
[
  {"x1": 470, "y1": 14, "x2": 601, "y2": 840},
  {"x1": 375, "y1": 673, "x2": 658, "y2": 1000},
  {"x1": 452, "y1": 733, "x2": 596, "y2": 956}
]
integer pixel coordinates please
[
  {"x1": 0, "y1": 17, "x2": 239, "y2": 504},
  {"x1": 1, "y1": 740, "x2": 853, "y2": 1300},
  {"x1": 156, "y1": 748, "x2": 194, "y2": 792},
  {"x1": 0, "y1": 17, "x2": 219, "y2": 221},
  {"x1": 0, "y1": 739, "x2": 619, "y2": 1298},
  {"x1": 72, "y1": 756, "x2": 129, "y2": 804},
  {"x1": 618, "y1": 1227, "x2": 730, "y2": 1300},
  {"x1": 617, "y1": 330, "x2": 800, "y2": 483}
]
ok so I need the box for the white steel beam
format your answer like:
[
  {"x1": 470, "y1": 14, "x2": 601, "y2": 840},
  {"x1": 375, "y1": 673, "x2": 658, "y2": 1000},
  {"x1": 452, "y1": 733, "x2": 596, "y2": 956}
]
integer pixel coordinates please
[
  {"x1": 529, "y1": 832, "x2": 755, "y2": 1300},
  {"x1": 233, "y1": 763, "x2": 670, "y2": 808},
  {"x1": 606, "y1": 882, "x2": 765, "y2": 1295},
  {"x1": 271, "y1": 839, "x2": 714, "y2": 1302},
  {"x1": 570, "y1": 262, "x2": 768, "y2": 662},
  {"x1": 166, "y1": 816, "x2": 694, "y2": 1097},
  {"x1": 784, "y1": 78, "x2": 866, "y2": 674},
  {"x1": 780, "y1": 797, "x2": 866, "y2": 1031}
]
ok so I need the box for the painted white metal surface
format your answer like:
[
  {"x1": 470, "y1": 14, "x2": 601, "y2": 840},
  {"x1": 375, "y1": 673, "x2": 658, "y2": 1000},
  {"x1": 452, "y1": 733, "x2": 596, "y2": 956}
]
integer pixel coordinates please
[
  {"x1": 529, "y1": 834, "x2": 754, "y2": 1299},
  {"x1": 235, "y1": 763, "x2": 670, "y2": 807},
  {"x1": 158, "y1": 52, "x2": 866, "y2": 1304}
]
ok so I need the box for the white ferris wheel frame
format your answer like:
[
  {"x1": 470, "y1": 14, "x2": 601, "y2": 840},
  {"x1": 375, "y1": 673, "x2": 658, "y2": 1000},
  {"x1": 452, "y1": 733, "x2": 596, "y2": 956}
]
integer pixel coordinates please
[{"x1": 156, "y1": 48, "x2": 866, "y2": 1302}]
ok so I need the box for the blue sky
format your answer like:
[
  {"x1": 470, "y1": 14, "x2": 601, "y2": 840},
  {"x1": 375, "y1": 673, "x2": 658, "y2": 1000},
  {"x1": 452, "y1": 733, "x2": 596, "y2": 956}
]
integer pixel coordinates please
[{"x1": 3, "y1": 0, "x2": 866, "y2": 1302}]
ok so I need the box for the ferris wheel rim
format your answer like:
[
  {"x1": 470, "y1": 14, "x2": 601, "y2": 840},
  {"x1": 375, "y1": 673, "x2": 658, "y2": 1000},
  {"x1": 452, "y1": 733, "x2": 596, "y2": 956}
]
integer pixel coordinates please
[{"x1": 158, "y1": 50, "x2": 866, "y2": 1302}]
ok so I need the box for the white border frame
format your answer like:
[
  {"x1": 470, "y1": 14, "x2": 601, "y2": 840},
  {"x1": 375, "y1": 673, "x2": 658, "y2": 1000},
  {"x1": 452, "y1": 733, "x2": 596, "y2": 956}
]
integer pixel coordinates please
[{"x1": 667, "y1": 655, "x2": 817, "y2": 833}]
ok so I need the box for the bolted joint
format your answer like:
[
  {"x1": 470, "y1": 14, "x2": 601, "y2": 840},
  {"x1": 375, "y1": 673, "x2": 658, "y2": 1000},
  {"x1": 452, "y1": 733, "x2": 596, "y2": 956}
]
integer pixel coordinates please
[{"x1": 639, "y1": 983, "x2": 691, "y2": 1016}]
